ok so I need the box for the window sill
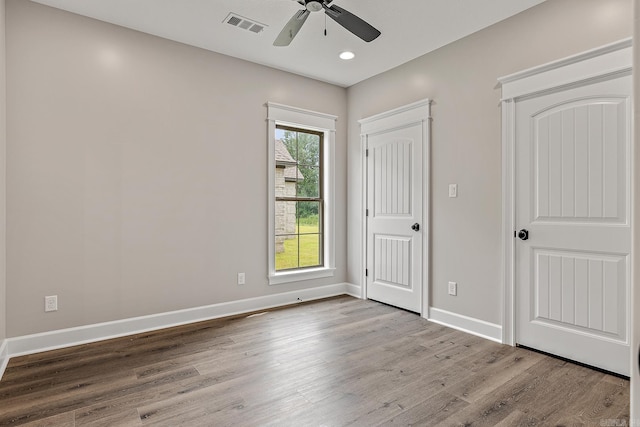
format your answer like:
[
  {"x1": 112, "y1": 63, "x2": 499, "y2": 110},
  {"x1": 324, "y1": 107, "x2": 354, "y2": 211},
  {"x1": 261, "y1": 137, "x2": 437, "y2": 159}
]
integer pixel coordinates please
[{"x1": 268, "y1": 267, "x2": 335, "y2": 285}]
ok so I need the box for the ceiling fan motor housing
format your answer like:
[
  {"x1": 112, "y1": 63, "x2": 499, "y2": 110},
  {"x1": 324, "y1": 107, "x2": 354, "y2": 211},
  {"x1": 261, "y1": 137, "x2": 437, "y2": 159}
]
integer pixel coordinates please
[{"x1": 305, "y1": 1, "x2": 324, "y2": 12}]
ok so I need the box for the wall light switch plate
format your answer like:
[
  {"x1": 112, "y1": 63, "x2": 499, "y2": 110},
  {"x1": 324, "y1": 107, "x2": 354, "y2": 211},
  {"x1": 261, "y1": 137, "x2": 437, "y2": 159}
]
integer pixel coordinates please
[
  {"x1": 448, "y1": 184, "x2": 458, "y2": 198},
  {"x1": 237, "y1": 273, "x2": 245, "y2": 285}
]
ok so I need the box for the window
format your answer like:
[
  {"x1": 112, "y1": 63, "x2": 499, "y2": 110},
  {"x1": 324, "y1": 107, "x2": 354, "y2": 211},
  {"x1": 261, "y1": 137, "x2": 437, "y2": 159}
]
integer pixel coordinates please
[
  {"x1": 267, "y1": 103, "x2": 336, "y2": 285},
  {"x1": 274, "y1": 126, "x2": 323, "y2": 271}
]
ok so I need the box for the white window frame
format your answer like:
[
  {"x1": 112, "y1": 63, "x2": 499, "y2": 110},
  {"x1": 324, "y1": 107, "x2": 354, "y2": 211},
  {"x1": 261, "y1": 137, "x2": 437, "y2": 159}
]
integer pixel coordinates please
[{"x1": 267, "y1": 102, "x2": 336, "y2": 285}]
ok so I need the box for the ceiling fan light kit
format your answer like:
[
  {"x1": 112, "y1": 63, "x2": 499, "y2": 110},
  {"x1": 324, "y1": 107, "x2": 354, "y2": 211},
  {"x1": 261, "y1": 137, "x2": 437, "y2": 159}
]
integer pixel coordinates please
[{"x1": 274, "y1": 0, "x2": 381, "y2": 47}]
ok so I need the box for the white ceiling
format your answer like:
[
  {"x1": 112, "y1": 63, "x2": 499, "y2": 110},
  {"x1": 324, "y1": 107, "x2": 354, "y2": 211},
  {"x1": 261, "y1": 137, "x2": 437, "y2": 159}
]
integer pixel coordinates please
[{"x1": 30, "y1": 0, "x2": 547, "y2": 87}]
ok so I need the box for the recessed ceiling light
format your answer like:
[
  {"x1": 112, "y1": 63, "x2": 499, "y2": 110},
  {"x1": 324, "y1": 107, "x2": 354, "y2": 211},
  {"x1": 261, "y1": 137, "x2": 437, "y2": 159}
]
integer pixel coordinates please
[{"x1": 339, "y1": 51, "x2": 355, "y2": 60}]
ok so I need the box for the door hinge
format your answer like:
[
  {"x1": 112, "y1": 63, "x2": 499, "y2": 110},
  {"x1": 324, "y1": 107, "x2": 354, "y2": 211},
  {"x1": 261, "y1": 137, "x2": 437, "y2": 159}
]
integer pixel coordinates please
[
  {"x1": 365, "y1": 269, "x2": 368, "y2": 277},
  {"x1": 366, "y1": 209, "x2": 369, "y2": 217},
  {"x1": 366, "y1": 149, "x2": 369, "y2": 157},
  {"x1": 514, "y1": 230, "x2": 516, "y2": 238}
]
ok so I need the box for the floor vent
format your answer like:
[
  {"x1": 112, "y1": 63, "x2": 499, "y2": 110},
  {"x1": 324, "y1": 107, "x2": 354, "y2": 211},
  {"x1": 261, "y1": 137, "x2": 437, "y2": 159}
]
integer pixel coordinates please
[{"x1": 224, "y1": 13, "x2": 267, "y2": 34}]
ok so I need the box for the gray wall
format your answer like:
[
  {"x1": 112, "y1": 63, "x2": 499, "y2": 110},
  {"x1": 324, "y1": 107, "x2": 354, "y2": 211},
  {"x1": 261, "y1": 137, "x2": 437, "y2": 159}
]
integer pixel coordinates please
[
  {"x1": 5, "y1": 0, "x2": 347, "y2": 337},
  {"x1": 2, "y1": 0, "x2": 635, "y2": 341},
  {"x1": 0, "y1": 0, "x2": 5, "y2": 344},
  {"x1": 347, "y1": 0, "x2": 633, "y2": 324}
]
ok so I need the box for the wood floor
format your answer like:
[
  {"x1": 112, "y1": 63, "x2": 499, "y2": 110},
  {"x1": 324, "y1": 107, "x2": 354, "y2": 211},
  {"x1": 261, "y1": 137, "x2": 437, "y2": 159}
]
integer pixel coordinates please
[{"x1": 0, "y1": 296, "x2": 630, "y2": 426}]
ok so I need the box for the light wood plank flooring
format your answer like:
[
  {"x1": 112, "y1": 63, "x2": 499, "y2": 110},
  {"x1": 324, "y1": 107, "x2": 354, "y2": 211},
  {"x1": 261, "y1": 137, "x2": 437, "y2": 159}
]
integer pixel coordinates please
[{"x1": 0, "y1": 296, "x2": 630, "y2": 426}]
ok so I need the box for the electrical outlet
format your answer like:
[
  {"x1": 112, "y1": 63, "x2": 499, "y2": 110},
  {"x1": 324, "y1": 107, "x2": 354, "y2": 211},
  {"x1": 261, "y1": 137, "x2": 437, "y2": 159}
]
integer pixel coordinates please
[
  {"x1": 237, "y1": 272, "x2": 245, "y2": 285},
  {"x1": 45, "y1": 295, "x2": 58, "y2": 312},
  {"x1": 448, "y1": 282, "x2": 457, "y2": 296},
  {"x1": 448, "y1": 184, "x2": 458, "y2": 198}
]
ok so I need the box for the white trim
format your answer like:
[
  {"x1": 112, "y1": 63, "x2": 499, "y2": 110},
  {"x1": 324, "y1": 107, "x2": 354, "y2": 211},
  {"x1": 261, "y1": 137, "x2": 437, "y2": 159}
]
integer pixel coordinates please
[
  {"x1": 267, "y1": 267, "x2": 335, "y2": 285},
  {"x1": 4, "y1": 283, "x2": 354, "y2": 361},
  {"x1": 0, "y1": 340, "x2": 8, "y2": 380},
  {"x1": 429, "y1": 308, "x2": 503, "y2": 343},
  {"x1": 360, "y1": 99, "x2": 431, "y2": 317},
  {"x1": 326, "y1": 126, "x2": 336, "y2": 274},
  {"x1": 266, "y1": 102, "x2": 337, "y2": 285},
  {"x1": 498, "y1": 38, "x2": 632, "y2": 100},
  {"x1": 359, "y1": 99, "x2": 432, "y2": 132},
  {"x1": 267, "y1": 102, "x2": 337, "y2": 130},
  {"x1": 360, "y1": 132, "x2": 368, "y2": 301},
  {"x1": 632, "y1": 2, "x2": 640, "y2": 418},
  {"x1": 499, "y1": 38, "x2": 632, "y2": 85},
  {"x1": 501, "y1": 98, "x2": 516, "y2": 346},
  {"x1": 422, "y1": 105, "x2": 432, "y2": 319},
  {"x1": 500, "y1": 41, "x2": 633, "y2": 348},
  {"x1": 344, "y1": 283, "x2": 362, "y2": 299}
]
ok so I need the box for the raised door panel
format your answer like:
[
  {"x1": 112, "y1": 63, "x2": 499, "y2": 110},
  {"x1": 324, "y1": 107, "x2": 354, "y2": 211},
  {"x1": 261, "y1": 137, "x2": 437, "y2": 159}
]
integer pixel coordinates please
[
  {"x1": 533, "y1": 99, "x2": 627, "y2": 224},
  {"x1": 373, "y1": 140, "x2": 412, "y2": 217},
  {"x1": 532, "y1": 249, "x2": 626, "y2": 341}
]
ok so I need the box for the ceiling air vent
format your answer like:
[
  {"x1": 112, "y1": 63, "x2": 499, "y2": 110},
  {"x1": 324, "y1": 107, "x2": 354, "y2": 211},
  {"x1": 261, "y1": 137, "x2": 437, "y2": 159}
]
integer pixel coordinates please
[{"x1": 224, "y1": 13, "x2": 267, "y2": 34}]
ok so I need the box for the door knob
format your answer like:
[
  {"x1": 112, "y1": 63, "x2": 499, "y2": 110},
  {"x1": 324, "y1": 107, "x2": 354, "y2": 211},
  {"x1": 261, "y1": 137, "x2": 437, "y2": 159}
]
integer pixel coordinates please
[
  {"x1": 411, "y1": 223, "x2": 420, "y2": 232},
  {"x1": 517, "y1": 229, "x2": 529, "y2": 241}
]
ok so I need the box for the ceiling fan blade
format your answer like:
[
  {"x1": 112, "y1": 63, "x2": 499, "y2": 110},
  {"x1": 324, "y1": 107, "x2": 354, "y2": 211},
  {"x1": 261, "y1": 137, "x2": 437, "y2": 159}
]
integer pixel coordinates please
[
  {"x1": 323, "y1": 4, "x2": 380, "y2": 42},
  {"x1": 274, "y1": 9, "x2": 310, "y2": 46}
]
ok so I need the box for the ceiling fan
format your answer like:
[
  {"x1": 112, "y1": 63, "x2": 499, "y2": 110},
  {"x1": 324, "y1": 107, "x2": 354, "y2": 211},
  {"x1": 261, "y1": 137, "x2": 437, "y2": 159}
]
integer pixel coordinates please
[{"x1": 274, "y1": 0, "x2": 381, "y2": 47}]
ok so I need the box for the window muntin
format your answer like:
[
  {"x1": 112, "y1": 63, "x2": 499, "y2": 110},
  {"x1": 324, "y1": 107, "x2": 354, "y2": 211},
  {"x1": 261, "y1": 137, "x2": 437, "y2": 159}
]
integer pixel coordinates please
[{"x1": 274, "y1": 126, "x2": 324, "y2": 271}]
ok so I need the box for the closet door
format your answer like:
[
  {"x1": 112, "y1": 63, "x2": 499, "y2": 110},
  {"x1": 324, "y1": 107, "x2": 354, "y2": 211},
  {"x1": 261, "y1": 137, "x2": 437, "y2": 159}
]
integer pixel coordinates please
[
  {"x1": 366, "y1": 122, "x2": 423, "y2": 313},
  {"x1": 361, "y1": 100, "x2": 430, "y2": 315},
  {"x1": 515, "y1": 75, "x2": 631, "y2": 376}
]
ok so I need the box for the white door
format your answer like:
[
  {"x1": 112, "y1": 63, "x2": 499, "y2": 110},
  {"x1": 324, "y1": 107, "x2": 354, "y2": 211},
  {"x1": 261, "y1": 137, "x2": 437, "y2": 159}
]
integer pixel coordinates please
[
  {"x1": 366, "y1": 123, "x2": 423, "y2": 313},
  {"x1": 515, "y1": 75, "x2": 632, "y2": 376}
]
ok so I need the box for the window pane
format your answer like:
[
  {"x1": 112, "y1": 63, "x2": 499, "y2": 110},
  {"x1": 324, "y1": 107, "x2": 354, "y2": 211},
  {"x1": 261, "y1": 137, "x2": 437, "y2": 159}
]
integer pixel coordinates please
[
  {"x1": 299, "y1": 234, "x2": 321, "y2": 268},
  {"x1": 299, "y1": 133, "x2": 320, "y2": 167},
  {"x1": 297, "y1": 166, "x2": 319, "y2": 198},
  {"x1": 297, "y1": 201, "x2": 320, "y2": 233},
  {"x1": 280, "y1": 130, "x2": 320, "y2": 166},
  {"x1": 275, "y1": 235, "x2": 299, "y2": 271},
  {"x1": 281, "y1": 131, "x2": 299, "y2": 162},
  {"x1": 275, "y1": 201, "x2": 297, "y2": 236}
]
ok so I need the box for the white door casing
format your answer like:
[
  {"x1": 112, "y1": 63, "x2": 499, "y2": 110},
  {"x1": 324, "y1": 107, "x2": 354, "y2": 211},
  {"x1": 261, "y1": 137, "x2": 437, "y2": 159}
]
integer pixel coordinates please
[
  {"x1": 500, "y1": 39, "x2": 633, "y2": 376},
  {"x1": 632, "y1": 5, "x2": 640, "y2": 420},
  {"x1": 360, "y1": 100, "x2": 431, "y2": 315}
]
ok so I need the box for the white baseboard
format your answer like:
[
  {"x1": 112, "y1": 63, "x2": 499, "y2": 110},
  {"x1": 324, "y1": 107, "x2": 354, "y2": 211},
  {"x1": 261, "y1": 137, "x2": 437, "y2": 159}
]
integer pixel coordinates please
[
  {"x1": 6, "y1": 283, "x2": 356, "y2": 361},
  {"x1": 0, "y1": 340, "x2": 8, "y2": 380},
  {"x1": 428, "y1": 307, "x2": 502, "y2": 343},
  {"x1": 344, "y1": 283, "x2": 362, "y2": 298}
]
